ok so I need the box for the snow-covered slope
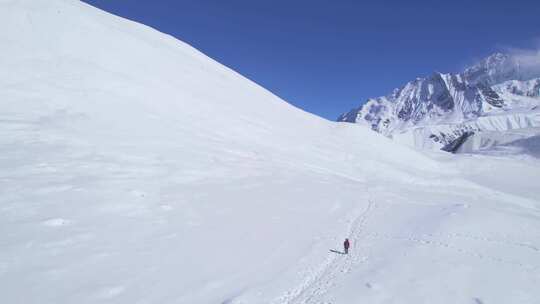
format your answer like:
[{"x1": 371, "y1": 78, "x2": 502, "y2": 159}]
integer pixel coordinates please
[
  {"x1": 1, "y1": 1, "x2": 539, "y2": 304},
  {"x1": 338, "y1": 53, "x2": 540, "y2": 152}
]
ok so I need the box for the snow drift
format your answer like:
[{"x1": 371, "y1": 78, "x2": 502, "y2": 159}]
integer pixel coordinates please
[{"x1": 1, "y1": 1, "x2": 539, "y2": 304}]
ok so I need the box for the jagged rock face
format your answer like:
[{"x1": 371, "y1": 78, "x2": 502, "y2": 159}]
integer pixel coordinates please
[
  {"x1": 395, "y1": 73, "x2": 455, "y2": 122},
  {"x1": 338, "y1": 52, "x2": 540, "y2": 144},
  {"x1": 477, "y1": 83, "x2": 504, "y2": 108},
  {"x1": 441, "y1": 131, "x2": 475, "y2": 153},
  {"x1": 494, "y1": 78, "x2": 540, "y2": 98},
  {"x1": 339, "y1": 72, "x2": 485, "y2": 134}
]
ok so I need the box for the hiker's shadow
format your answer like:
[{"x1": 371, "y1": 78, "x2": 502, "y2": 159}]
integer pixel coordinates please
[{"x1": 330, "y1": 249, "x2": 346, "y2": 255}]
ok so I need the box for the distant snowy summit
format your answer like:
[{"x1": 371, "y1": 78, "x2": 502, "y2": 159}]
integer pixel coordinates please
[{"x1": 338, "y1": 52, "x2": 540, "y2": 152}]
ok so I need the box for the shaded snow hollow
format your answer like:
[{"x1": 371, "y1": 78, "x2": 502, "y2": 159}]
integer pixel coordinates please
[{"x1": 1, "y1": 1, "x2": 539, "y2": 304}]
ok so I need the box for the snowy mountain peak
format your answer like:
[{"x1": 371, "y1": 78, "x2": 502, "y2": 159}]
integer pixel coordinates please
[
  {"x1": 338, "y1": 52, "x2": 540, "y2": 149},
  {"x1": 463, "y1": 52, "x2": 519, "y2": 85},
  {"x1": 464, "y1": 51, "x2": 540, "y2": 86}
]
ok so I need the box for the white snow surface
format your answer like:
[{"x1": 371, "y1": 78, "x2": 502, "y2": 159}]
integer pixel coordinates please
[{"x1": 1, "y1": 1, "x2": 540, "y2": 304}]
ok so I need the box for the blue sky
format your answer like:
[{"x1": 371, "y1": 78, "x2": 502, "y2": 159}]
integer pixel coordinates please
[{"x1": 82, "y1": 0, "x2": 540, "y2": 120}]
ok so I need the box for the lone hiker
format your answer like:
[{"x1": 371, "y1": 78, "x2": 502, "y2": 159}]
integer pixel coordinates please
[{"x1": 344, "y1": 238, "x2": 350, "y2": 254}]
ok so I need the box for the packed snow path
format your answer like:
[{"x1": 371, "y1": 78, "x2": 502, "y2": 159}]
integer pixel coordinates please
[
  {"x1": 228, "y1": 165, "x2": 540, "y2": 304},
  {"x1": 275, "y1": 190, "x2": 540, "y2": 304},
  {"x1": 276, "y1": 199, "x2": 375, "y2": 304}
]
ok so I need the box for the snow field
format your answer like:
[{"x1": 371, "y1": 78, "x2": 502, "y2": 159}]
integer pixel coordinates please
[{"x1": 1, "y1": 1, "x2": 539, "y2": 303}]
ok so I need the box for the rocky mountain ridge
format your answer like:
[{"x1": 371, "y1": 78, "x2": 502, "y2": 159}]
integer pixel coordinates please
[{"x1": 339, "y1": 52, "x2": 540, "y2": 151}]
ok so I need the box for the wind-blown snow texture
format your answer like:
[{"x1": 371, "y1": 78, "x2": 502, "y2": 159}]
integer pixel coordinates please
[
  {"x1": 339, "y1": 52, "x2": 540, "y2": 152},
  {"x1": 1, "y1": 1, "x2": 539, "y2": 304}
]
